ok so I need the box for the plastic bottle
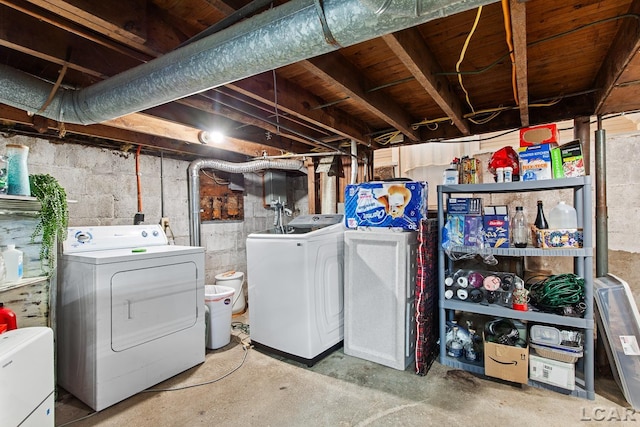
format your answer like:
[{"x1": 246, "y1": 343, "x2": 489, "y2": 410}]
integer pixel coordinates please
[
  {"x1": 534, "y1": 200, "x2": 549, "y2": 229},
  {"x1": 0, "y1": 302, "x2": 18, "y2": 331},
  {"x1": 3, "y1": 244, "x2": 23, "y2": 282},
  {"x1": 512, "y1": 206, "x2": 528, "y2": 248},
  {"x1": 548, "y1": 201, "x2": 578, "y2": 229}
]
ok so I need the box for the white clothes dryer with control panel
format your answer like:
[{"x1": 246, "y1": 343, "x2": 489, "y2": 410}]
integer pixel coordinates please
[{"x1": 57, "y1": 225, "x2": 205, "y2": 411}]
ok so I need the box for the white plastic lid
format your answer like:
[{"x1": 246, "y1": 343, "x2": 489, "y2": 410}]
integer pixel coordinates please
[{"x1": 6, "y1": 244, "x2": 15, "y2": 250}]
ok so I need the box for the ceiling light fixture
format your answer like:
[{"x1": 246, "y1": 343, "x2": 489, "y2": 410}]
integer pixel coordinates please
[{"x1": 198, "y1": 130, "x2": 224, "y2": 144}]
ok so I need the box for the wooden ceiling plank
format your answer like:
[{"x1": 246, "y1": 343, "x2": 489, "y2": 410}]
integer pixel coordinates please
[
  {"x1": 0, "y1": 0, "x2": 153, "y2": 62},
  {"x1": 301, "y1": 54, "x2": 421, "y2": 142},
  {"x1": 25, "y1": 0, "x2": 147, "y2": 44},
  {"x1": 510, "y1": 0, "x2": 529, "y2": 127},
  {"x1": 226, "y1": 73, "x2": 372, "y2": 146},
  {"x1": 0, "y1": 5, "x2": 142, "y2": 79},
  {"x1": 594, "y1": 0, "x2": 640, "y2": 115},
  {"x1": 382, "y1": 29, "x2": 470, "y2": 135}
]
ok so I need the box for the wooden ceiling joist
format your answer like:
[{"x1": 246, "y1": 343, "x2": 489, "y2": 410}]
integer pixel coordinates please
[
  {"x1": 594, "y1": 0, "x2": 640, "y2": 114},
  {"x1": 509, "y1": 0, "x2": 529, "y2": 127},
  {"x1": 301, "y1": 53, "x2": 421, "y2": 142},
  {"x1": 382, "y1": 28, "x2": 471, "y2": 136}
]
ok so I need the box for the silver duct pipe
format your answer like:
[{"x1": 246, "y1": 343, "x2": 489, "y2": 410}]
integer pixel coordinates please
[
  {"x1": 188, "y1": 158, "x2": 305, "y2": 246},
  {"x1": 0, "y1": 0, "x2": 495, "y2": 125}
]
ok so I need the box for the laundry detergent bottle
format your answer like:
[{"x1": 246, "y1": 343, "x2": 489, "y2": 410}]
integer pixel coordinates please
[{"x1": 3, "y1": 244, "x2": 23, "y2": 282}]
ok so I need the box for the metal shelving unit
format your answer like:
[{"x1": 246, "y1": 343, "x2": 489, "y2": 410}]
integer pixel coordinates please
[{"x1": 437, "y1": 176, "x2": 594, "y2": 399}]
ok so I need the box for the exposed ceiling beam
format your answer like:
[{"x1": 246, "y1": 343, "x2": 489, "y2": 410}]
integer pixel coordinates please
[
  {"x1": 226, "y1": 73, "x2": 372, "y2": 147},
  {"x1": 24, "y1": 0, "x2": 150, "y2": 46},
  {"x1": 509, "y1": 0, "x2": 529, "y2": 126},
  {"x1": 0, "y1": 4, "x2": 140, "y2": 80},
  {"x1": 594, "y1": 0, "x2": 640, "y2": 115},
  {"x1": 0, "y1": 0, "x2": 153, "y2": 62},
  {"x1": 301, "y1": 54, "x2": 421, "y2": 142},
  {"x1": 382, "y1": 28, "x2": 470, "y2": 135}
]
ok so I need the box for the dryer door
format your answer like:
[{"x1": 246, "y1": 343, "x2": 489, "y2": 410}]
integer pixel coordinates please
[{"x1": 111, "y1": 261, "x2": 198, "y2": 351}]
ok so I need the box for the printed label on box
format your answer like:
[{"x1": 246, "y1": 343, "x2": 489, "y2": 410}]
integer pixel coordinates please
[{"x1": 344, "y1": 181, "x2": 427, "y2": 230}]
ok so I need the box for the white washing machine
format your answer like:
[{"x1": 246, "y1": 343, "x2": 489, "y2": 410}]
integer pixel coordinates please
[
  {"x1": 57, "y1": 225, "x2": 205, "y2": 411},
  {"x1": 247, "y1": 214, "x2": 344, "y2": 366}
]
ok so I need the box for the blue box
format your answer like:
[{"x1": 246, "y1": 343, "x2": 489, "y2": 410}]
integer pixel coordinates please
[
  {"x1": 344, "y1": 181, "x2": 427, "y2": 230},
  {"x1": 519, "y1": 143, "x2": 555, "y2": 181},
  {"x1": 447, "y1": 197, "x2": 482, "y2": 215},
  {"x1": 483, "y1": 205, "x2": 509, "y2": 248}
]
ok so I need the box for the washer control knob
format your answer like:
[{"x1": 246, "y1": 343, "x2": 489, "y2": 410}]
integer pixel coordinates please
[
  {"x1": 76, "y1": 232, "x2": 91, "y2": 244},
  {"x1": 153, "y1": 230, "x2": 159, "y2": 237},
  {"x1": 141, "y1": 230, "x2": 148, "y2": 237}
]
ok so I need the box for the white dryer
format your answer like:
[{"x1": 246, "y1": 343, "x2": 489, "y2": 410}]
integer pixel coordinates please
[
  {"x1": 57, "y1": 225, "x2": 205, "y2": 411},
  {"x1": 247, "y1": 214, "x2": 344, "y2": 366}
]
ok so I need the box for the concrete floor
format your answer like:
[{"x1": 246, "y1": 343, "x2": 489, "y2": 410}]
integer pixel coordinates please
[{"x1": 55, "y1": 316, "x2": 636, "y2": 427}]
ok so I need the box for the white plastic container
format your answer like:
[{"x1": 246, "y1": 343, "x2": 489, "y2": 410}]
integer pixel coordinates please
[
  {"x1": 215, "y1": 271, "x2": 246, "y2": 314},
  {"x1": 204, "y1": 285, "x2": 235, "y2": 350},
  {"x1": 548, "y1": 201, "x2": 577, "y2": 229},
  {"x1": 3, "y1": 244, "x2": 23, "y2": 282}
]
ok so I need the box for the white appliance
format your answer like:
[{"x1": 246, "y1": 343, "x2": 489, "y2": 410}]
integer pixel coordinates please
[
  {"x1": 57, "y1": 225, "x2": 205, "y2": 411},
  {"x1": 0, "y1": 327, "x2": 55, "y2": 427},
  {"x1": 247, "y1": 214, "x2": 345, "y2": 366},
  {"x1": 344, "y1": 229, "x2": 418, "y2": 370}
]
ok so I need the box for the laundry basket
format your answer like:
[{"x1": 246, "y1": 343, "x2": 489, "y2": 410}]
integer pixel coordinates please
[{"x1": 204, "y1": 285, "x2": 235, "y2": 349}]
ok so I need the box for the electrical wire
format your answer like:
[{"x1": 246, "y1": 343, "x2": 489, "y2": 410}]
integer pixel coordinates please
[
  {"x1": 527, "y1": 274, "x2": 586, "y2": 315},
  {"x1": 57, "y1": 326, "x2": 253, "y2": 425},
  {"x1": 456, "y1": 6, "x2": 484, "y2": 115},
  {"x1": 501, "y1": 0, "x2": 518, "y2": 106}
]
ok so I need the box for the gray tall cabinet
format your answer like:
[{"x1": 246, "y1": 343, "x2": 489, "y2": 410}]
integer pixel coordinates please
[{"x1": 437, "y1": 176, "x2": 594, "y2": 399}]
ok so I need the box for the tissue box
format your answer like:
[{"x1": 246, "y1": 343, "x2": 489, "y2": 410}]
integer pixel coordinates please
[
  {"x1": 483, "y1": 205, "x2": 509, "y2": 248},
  {"x1": 532, "y1": 226, "x2": 583, "y2": 248},
  {"x1": 519, "y1": 143, "x2": 556, "y2": 181},
  {"x1": 344, "y1": 181, "x2": 427, "y2": 230},
  {"x1": 520, "y1": 124, "x2": 559, "y2": 147}
]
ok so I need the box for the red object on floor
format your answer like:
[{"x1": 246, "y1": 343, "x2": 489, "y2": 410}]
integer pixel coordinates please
[{"x1": 0, "y1": 302, "x2": 17, "y2": 332}]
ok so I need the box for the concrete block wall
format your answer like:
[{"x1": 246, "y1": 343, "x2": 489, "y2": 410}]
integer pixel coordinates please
[{"x1": 1, "y1": 136, "x2": 308, "y2": 296}]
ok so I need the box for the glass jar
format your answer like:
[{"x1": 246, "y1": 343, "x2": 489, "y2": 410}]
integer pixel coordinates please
[{"x1": 6, "y1": 144, "x2": 30, "y2": 196}]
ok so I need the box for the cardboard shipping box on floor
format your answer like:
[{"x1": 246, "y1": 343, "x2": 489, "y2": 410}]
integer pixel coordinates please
[{"x1": 484, "y1": 340, "x2": 529, "y2": 384}]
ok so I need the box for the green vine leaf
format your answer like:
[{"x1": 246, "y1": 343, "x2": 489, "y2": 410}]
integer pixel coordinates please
[{"x1": 29, "y1": 174, "x2": 68, "y2": 275}]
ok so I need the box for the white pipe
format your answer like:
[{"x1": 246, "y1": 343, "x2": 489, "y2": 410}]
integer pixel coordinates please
[{"x1": 350, "y1": 139, "x2": 358, "y2": 184}]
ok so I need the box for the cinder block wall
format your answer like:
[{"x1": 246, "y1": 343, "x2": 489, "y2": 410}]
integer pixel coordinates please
[{"x1": 0, "y1": 136, "x2": 308, "y2": 292}]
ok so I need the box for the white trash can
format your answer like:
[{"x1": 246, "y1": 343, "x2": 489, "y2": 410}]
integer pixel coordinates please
[
  {"x1": 215, "y1": 271, "x2": 246, "y2": 315},
  {"x1": 204, "y1": 285, "x2": 235, "y2": 349}
]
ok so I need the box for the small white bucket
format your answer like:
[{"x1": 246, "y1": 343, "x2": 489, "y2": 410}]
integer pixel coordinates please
[
  {"x1": 204, "y1": 285, "x2": 235, "y2": 349},
  {"x1": 215, "y1": 271, "x2": 246, "y2": 315}
]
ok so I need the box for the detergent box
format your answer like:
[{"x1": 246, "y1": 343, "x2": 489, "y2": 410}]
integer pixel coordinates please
[
  {"x1": 344, "y1": 181, "x2": 427, "y2": 230},
  {"x1": 519, "y1": 143, "x2": 556, "y2": 181}
]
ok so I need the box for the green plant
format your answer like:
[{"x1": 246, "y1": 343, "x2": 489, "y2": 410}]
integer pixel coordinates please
[{"x1": 29, "y1": 174, "x2": 68, "y2": 274}]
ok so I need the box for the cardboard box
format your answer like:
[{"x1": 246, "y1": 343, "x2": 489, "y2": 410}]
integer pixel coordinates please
[
  {"x1": 529, "y1": 354, "x2": 576, "y2": 390},
  {"x1": 460, "y1": 157, "x2": 482, "y2": 184},
  {"x1": 447, "y1": 197, "x2": 482, "y2": 215},
  {"x1": 444, "y1": 214, "x2": 482, "y2": 248},
  {"x1": 344, "y1": 181, "x2": 427, "y2": 230},
  {"x1": 559, "y1": 140, "x2": 585, "y2": 177},
  {"x1": 532, "y1": 226, "x2": 583, "y2": 248},
  {"x1": 519, "y1": 143, "x2": 556, "y2": 181},
  {"x1": 484, "y1": 340, "x2": 529, "y2": 384},
  {"x1": 520, "y1": 124, "x2": 559, "y2": 147},
  {"x1": 483, "y1": 205, "x2": 509, "y2": 248}
]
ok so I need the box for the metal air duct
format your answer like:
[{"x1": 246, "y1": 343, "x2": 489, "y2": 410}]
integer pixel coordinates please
[
  {"x1": 188, "y1": 158, "x2": 305, "y2": 246},
  {"x1": 0, "y1": 0, "x2": 495, "y2": 125}
]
